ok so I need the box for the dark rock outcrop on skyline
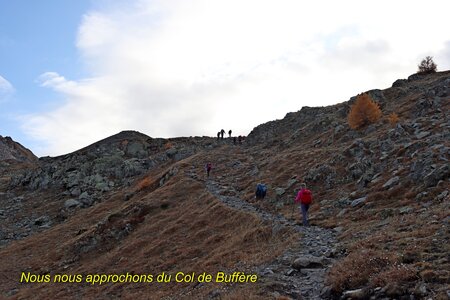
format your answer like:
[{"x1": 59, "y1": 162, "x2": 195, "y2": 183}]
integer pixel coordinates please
[{"x1": 0, "y1": 135, "x2": 37, "y2": 163}]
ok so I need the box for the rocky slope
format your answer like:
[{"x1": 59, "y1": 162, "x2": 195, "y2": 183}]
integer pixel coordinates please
[
  {"x1": 244, "y1": 70, "x2": 450, "y2": 299},
  {"x1": 0, "y1": 135, "x2": 37, "y2": 163},
  {"x1": 0, "y1": 71, "x2": 449, "y2": 299},
  {"x1": 0, "y1": 135, "x2": 38, "y2": 192},
  {"x1": 1, "y1": 131, "x2": 219, "y2": 247}
]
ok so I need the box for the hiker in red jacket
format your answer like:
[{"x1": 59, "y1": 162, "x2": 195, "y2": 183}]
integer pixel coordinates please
[
  {"x1": 205, "y1": 162, "x2": 212, "y2": 177},
  {"x1": 295, "y1": 183, "x2": 312, "y2": 226}
]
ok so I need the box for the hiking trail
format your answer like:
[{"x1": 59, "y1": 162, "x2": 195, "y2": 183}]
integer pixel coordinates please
[{"x1": 186, "y1": 158, "x2": 340, "y2": 299}]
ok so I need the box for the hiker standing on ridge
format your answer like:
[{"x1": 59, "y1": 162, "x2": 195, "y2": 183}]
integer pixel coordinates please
[
  {"x1": 220, "y1": 129, "x2": 225, "y2": 139},
  {"x1": 228, "y1": 130, "x2": 232, "y2": 138},
  {"x1": 205, "y1": 162, "x2": 212, "y2": 177},
  {"x1": 217, "y1": 132, "x2": 220, "y2": 140},
  {"x1": 295, "y1": 183, "x2": 312, "y2": 226}
]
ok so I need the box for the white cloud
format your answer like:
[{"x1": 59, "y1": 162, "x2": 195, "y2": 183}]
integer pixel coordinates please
[
  {"x1": 23, "y1": 0, "x2": 450, "y2": 156},
  {"x1": 0, "y1": 75, "x2": 14, "y2": 102},
  {"x1": 436, "y1": 40, "x2": 450, "y2": 70}
]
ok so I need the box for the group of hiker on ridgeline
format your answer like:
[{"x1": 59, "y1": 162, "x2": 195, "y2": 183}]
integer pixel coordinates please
[
  {"x1": 204, "y1": 162, "x2": 312, "y2": 226},
  {"x1": 216, "y1": 129, "x2": 244, "y2": 145}
]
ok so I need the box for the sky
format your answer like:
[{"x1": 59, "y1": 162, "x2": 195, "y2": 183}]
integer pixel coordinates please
[{"x1": 1, "y1": 0, "x2": 449, "y2": 157}]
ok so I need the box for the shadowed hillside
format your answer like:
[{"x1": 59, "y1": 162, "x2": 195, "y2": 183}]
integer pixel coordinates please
[{"x1": 0, "y1": 71, "x2": 449, "y2": 299}]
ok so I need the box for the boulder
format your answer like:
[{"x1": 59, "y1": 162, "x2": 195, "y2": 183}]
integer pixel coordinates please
[
  {"x1": 70, "y1": 187, "x2": 81, "y2": 197},
  {"x1": 382, "y1": 176, "x2": 400, "y2": 189},
  {"x1": 66, "y1": 173, "x2": 80, "y2": 188},
  {"x1": 436, "y1": 190, "x2": 449, "y2": 201},
  {"x1": 95, "y1": 182, "x2": 110, "y2": 192},
  {"x1": 275, "y1": 188, "x2": 285, "y2": 196},
  {"x1": 351, "y1": 196, "x2": 367, "y2": 207},
  {"x1": 165, "y1": 147, "x2": 178, "y2": 158},
  {"x1": 124, "y1": 192, "x2": 134, "y2": 201},
  {"x1": 424, "y1": 165, "x2": 449, "y2": 187},
  {"x1": 341, "y1": 288, "x2": 367, "y2": 299},
  {"x1": 79, "y1": 192, "x2": 94, "y2": 207},
  {"x1": 337, "y1": 209, "x2": 347, "y2": 217},
  {"x1": 64, "y1": 199, "x2": 81, "y2": 208},
  {"x1": 286, "y1": 178, "x2": 298, "y2": 189},
  {"x1": 334, "y1": 124, "x2": 344, "y2": 134},
  {"x1": 34, "y1": 216, "x2": 50, "y2": 226},
  {"x1": 292, "y1": 255, "x2": 324, "y2": 269},
  {"x1": 399, "y1": 206, "x2": 413, "y2": 214},
  {"x1": 415, "y1": 131, "x2": 430, "y2": 139}
]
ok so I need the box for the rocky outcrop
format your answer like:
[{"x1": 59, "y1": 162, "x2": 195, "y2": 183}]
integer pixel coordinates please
[
  {"x1": 0, "y1": 135, "x2": 37, "y2": 163},
  {"x1": 9, "y1": 132, "x2": 217, "y2": 201}
]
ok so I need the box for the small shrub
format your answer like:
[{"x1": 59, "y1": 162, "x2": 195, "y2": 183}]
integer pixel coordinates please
[
  {"x1": 348, "y1": 93, "x2": 382, "y2": 130},
  {"x1": 388, "y1": 113, "x2": 400, "y2": 126},
  {"x1": 417, "y1": 56, "x2": 437, "y2": 74},
  {"x1": 136, "y1": 176, "x2": 153, "y2": 191},
  {"x1": 419, "y1": 269, "x2": 439, "y2": 282},
  {"x1": 327, "y1": 249, "x2": 395, "y2": 293},
  {"x1": 371, "y1": 263, "x2": 417, "y2": 287},
  {"x1": 164, "y1": 142, "x2": 173, "y2": 150}
]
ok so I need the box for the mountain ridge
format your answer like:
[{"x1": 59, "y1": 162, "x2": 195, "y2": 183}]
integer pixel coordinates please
[{"x1": 0, "y1": 70, "x2": 449, "y2": 299}]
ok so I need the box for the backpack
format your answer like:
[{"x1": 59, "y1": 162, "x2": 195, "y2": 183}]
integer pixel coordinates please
[
  {"x1": 256, "y1": 184, "x2": 267, "y2": 198},
  {"x1": 300, "y1": 189, "x2": 312, "y2": 204}
]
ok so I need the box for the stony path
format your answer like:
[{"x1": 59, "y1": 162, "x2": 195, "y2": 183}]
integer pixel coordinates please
[{"x1": 188, "y1": 169, "x2": 339, "y2": 299}]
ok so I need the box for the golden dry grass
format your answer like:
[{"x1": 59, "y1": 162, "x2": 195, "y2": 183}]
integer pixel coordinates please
[{"x1": 0, "y1": 156, "x2": 297, "y2": 299}]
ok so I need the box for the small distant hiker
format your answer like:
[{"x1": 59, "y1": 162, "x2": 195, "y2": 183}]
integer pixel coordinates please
[
  {"x1": 228, "y1": 130, "x2": 232, "y2": 138},
  {"x1": 217, "y1": 132, "x2": 220, "y2": 140},
  {"x1": 205, "y1": 162, "x2": 212, "y2": 177},
  {"x1": 295, "y1": 183, "x2": 312, "y2": 226},
  {"x1": 255, "y1": 183, "x2": 267, "y2": 200},
  {"x1": 220, "y1": 129, "x2": 225, "y2": 139}
]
